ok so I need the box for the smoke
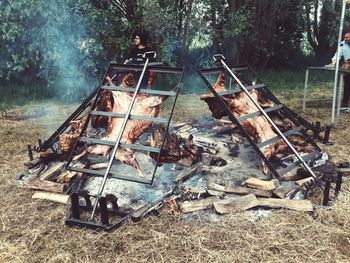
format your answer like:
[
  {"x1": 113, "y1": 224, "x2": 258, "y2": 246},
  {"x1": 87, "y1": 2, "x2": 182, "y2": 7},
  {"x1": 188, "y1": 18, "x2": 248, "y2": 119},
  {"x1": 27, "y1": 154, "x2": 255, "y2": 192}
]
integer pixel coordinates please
[{"x1": 35, "y1": 0, "x2": 100, "y2": 101}]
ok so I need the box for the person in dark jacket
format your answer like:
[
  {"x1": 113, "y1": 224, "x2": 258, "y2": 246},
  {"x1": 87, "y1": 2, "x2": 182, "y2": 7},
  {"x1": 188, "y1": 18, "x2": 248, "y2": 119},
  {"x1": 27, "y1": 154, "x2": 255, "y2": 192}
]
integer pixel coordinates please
[
  {"x1": 125, "y1": 31, "x2": 153, "y2": 63},
  {"x1": 125, "y1": 31, "x2": 156, "y2": 88}
]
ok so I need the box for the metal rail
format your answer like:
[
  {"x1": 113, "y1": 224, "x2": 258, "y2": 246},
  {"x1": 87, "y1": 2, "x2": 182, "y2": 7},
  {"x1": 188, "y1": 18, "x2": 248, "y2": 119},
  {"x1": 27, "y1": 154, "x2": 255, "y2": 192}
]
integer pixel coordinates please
[{"x1": 150, "y1": 71, "x2": 184, "y2": 185}]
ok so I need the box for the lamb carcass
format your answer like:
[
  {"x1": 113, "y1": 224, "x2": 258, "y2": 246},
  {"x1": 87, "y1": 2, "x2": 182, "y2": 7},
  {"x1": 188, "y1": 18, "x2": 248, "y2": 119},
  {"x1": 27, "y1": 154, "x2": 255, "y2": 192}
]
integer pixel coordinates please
[
  {"x1": 200, "y1": 72, "x2": 313, "y2": 169},
  {"x1": 74, "y1": 74, "x2": 168, "y2": 177}
]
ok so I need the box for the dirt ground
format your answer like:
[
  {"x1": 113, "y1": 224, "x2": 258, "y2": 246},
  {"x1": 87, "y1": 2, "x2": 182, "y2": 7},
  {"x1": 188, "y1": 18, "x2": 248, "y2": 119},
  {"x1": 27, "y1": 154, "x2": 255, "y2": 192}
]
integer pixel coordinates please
[{"x1": 1, "y1": 93, "x2": 350, "y2": 263}]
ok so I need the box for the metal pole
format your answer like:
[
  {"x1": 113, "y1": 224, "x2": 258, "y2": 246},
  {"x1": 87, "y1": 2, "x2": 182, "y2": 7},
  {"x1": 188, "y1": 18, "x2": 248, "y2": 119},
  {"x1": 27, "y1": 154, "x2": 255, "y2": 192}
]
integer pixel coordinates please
[
  {"x1": 219, "y1": 57, "x2": 317, "y2": 179},
  {"x1": 150, "y1": 70, "x2": 184, "y2": 185},
  {"x1": 337, "y1": 73, "x2": 344, "y2": 118},
  {"x1": 303, "y1": 69, "x2": 309, "y2": 110},
  {"x1": 90, "y1": 54, "x2": 153, "y2": 220},
  {"x1": 332, "y1": 0, "x2": 346, "y2": 123}
]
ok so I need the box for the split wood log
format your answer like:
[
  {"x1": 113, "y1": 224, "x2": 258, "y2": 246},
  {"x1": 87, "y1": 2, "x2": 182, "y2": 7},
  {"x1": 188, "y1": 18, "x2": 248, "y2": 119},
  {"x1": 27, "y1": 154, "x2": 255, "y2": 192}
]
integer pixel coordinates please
[
  {"x1": 175, "y1": 164, "x2": 201, "y2": 183},
  {"x1": 24, "y1": 158, "x2": 42, "y2": 168},
  {"x1": 280, "y1": 167, "x2": 316, "y2": 181},
  {"x1": 56, "y1": 171, "x2": 79, "y2": 184},
  {"x1": 244, "y1": 178, "x2": 279, "y2": 191},
  {"x1": 206, "y1": 189, "x2": 225, "y2": 197},
  {"x1": 28, "y1": 179, "x2": 67, "y2": 193},
  {"x1": 39, "y1": 162, "x2": 65, "y2": 181},
  {"x1": 32, "y1": 191, "x2": 70, "y2": 204},
  {"x1": 193, "y1": 137, "x2": 217, "y2": 148},
  {"x1": 257, "y1": 198, "x2": 314, "y2": 212},
  {"x1": 182, "y1": 186, "x2": 207, "y2": 195},
  {"x1": 193, "y1": 140, "x2": 219, "y2": 155},
  {"x1": 338, "y1": 167, "x2": 350, "y2": 173},
  {"x1": 56, "y1": 162, "x2": 86, "y2": 183},
  {"x1": 178, "y1": 196, "x2": 220, "y2": 213},
  {"x1": 213, "y1": 194, "x2": 259, "y2": 214},
  {"x1": 295, "y1": 177, "x2": 314, "y2": 186},
  {"x1": 176, "y1": 157, "x2": 195, "y2": 167},
  {"x1": 272, "y1": 184, "x2": 297, "y2": 199},
  {"x1": 279, "y1": 167, "x2": 300, "y2": 181},
  {"x1": 208, "y1": 183, "x2": 272, "y2": 198},
  {"x1": 38, "y1": 150, "x2": 59, "y2": 160}
]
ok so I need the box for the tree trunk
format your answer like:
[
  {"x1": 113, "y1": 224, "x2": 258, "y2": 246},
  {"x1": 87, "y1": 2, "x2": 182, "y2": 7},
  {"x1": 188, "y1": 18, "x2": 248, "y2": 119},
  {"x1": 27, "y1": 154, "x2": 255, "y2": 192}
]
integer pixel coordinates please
[{"x1": 180, "y1": 0, "x2": 194, "y2": 65}]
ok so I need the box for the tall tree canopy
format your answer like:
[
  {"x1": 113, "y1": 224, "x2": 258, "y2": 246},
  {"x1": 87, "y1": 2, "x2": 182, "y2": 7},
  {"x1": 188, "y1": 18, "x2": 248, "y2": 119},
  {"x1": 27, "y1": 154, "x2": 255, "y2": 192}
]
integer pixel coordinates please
[{"x1": 0, "y1": 0, "x2": 349, "y2": 100}]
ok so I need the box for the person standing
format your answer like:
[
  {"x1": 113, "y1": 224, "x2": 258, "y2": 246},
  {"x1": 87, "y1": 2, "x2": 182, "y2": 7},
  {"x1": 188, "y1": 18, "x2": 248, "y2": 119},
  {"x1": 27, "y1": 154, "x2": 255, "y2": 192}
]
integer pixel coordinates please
[
  {"x1": 125, "y1": 31, "x2": 152, "y2": 63},
  {"x1": 124, "y1": 31, "x2": 156, "y2": 89},
  {"x1": 331, "y1": 29, "x2": 350, "y2": 107}
]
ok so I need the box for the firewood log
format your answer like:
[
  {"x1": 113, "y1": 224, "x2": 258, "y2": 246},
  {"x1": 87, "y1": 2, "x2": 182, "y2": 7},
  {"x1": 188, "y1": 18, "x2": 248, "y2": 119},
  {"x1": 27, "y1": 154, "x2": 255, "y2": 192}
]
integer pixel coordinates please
[
  {"x1": 178, "y1": 196, "x2": 220, "y2": 213},
  {"x1": 32, "y1": 191, "x2": 70, "y2": 204},
  {"x1": 244, "y1": 178, "x2": 279, "y2": 191},
  {"x1": 208, "y1": 183, "x2": 271, "y2": 198},
  {"x1": 28, "y1": 179, "x2": 67, "y2": 193},
  {"x1": 213, "y1": 194, "x2": 259, "y2": 214}
]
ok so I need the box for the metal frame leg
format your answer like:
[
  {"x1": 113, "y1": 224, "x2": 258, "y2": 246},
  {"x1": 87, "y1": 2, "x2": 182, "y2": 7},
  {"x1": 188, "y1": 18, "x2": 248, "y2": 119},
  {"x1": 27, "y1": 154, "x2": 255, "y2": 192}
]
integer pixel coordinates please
[
  {"x1": 332, "y1": 71, "x2": 341, "y2": 124},
  {"x1": 323, "y1": 178, "x2": 331, "y2": 206},
  {"x1": 303, "y1": 69, "x2": 309, "y2": 110},
  {"x1": 335, "y1": 171, "x2": 343, "y2": 196},
  {"x1": 337, "y1": 73, "x2": 344, "y2": 119}
]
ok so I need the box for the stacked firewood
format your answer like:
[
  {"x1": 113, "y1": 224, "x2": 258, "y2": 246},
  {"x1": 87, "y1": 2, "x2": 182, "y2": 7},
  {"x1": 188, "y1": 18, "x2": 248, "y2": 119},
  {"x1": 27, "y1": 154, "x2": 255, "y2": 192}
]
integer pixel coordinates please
[{"x1": 18, "y1": 152, "x2": 85, "y2": 204}]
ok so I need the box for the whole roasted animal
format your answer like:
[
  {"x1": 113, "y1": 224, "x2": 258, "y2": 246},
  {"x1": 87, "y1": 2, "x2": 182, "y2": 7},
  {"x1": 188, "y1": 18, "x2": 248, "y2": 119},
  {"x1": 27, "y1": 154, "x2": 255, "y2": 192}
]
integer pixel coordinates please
[
  {"x1": 200, "y1": 72, "x2": 314, "y2": 171},
  {"x1": 74, "y1": 75, "x2": 168, "y2": 177}
]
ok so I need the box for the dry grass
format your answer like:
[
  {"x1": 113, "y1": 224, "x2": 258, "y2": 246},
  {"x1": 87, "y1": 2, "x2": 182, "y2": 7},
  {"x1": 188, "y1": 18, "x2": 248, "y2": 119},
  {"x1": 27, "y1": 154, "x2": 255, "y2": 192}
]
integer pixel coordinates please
[{"x1": 1, "y1": 95, "x2": 350, "y2": 263}]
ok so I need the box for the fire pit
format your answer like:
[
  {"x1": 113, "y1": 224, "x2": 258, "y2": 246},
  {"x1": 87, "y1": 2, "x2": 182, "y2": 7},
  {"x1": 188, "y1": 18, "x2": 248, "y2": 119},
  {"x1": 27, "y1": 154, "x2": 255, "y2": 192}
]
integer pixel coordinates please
[{"x1": 16, "y1": 54, "x2": 344, "y2": 231}]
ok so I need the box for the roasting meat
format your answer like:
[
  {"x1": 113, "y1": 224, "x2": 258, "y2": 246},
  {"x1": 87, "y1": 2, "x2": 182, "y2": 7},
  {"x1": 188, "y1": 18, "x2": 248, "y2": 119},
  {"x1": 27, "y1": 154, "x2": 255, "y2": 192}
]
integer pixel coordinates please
[
  {"x1": 150, "y1": 125, "x2": 199, "y2": 164},
  {"x1": 91, "y1": 73, "x2": 136, "y2": 128},
  {"x1": 74, "y1": 74, "x2": 168, "y2": 177},
  {"x1": 59, "y1": 113, "x2": 88, "y2": 153},
  {"x1": 200, "y1": 72, "x2": 314, "y2": 166}
]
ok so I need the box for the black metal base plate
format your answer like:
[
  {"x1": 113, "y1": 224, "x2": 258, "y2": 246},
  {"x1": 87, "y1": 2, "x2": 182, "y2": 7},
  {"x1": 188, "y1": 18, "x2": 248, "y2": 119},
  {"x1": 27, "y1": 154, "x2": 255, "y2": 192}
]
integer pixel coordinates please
[{"x1": 65, "y1": 210, "x2": 128, "y2": 231}]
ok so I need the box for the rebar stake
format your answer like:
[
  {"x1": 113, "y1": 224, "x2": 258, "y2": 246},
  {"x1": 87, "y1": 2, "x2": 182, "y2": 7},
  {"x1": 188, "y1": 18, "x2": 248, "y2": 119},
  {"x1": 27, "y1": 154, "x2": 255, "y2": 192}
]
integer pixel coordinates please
[
  {"x1": 335, "y1": 171, "x2": 343, "y2": 196},
  {"x1": 27, "y1": 145, "x2": 33, "y2": 160},
  {"x1": 323, "y1": 177, "x2": 331, "y2": 206},
  {"x1": 322, "y1": 126, "x2": 331, "y2": 144}
]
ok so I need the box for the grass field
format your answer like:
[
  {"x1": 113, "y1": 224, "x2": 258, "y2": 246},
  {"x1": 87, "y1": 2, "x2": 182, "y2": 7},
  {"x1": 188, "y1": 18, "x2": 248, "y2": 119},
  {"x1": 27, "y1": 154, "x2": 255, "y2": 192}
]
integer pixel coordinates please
[{"x1": 1, "y1": 71, "x2": 350, "y2": 262}]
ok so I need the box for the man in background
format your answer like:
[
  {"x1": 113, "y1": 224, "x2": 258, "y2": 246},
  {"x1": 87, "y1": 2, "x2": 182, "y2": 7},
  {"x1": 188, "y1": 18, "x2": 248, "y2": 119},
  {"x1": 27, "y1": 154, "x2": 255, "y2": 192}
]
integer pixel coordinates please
[
  {"x1": 125, "y1": 31, "x2": 153, "y2": 63},
  {"x1": 331, "y1": 29, "x2": 350, "y2": 107},
  {"x1": 124, "y1": 31, "x2": 156, "y2": 89}
]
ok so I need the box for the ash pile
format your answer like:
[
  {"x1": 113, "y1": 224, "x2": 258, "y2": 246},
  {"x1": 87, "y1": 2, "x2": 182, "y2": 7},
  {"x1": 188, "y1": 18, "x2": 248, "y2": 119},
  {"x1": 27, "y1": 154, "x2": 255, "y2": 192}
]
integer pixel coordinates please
[
  {"x1": 17, "y1": 115, "x2": 338, "y2": 221},
  {"x1": 15, "y1": 56, "x2": 347, "y2": 230}
]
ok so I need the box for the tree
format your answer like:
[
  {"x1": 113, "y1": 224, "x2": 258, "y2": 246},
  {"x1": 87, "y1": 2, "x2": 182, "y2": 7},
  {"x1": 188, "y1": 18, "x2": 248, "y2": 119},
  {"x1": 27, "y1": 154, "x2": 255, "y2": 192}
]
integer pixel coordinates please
[{"x1": 303, "y1": 0, "x2": 345, "y2": 65}]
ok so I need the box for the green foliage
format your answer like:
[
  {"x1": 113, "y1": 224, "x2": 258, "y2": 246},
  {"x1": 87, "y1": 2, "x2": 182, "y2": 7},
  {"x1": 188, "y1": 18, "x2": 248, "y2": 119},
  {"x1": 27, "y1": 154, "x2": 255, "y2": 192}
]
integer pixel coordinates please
[
  {"x1": 0, "y1": 0, "x2": 345, "y2": 104},
  {"x1": 0, "y1": 0, "x2": 130, "y2": 101}
]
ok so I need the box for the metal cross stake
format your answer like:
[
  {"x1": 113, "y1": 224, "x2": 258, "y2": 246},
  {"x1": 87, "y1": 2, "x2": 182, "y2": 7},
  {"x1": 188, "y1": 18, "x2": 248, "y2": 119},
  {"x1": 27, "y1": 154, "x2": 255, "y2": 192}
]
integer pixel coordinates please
[{"x1": 89, "y1": 51, "x2": 157, "y2": 221}]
